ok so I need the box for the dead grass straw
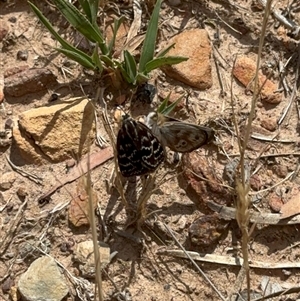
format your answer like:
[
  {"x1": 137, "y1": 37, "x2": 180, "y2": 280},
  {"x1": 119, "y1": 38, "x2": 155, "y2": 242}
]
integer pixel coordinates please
[
  {"x1": 86, "y1": 153, "x2": 104, "y2": 301},
  {"x1": 230, "y1": 0, "x2": 274, "y2": 300},
  {"x1": 100, "y1": 101, "x2": 128, "y2": 208}
]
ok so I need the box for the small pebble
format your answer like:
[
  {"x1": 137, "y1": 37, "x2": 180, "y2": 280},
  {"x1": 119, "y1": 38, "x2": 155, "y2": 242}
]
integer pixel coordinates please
[
  {"x1": 0, "y1": 20, "x2": 9, "y2": 42},
  {"x1": 261, "y1": 117, "x2": 277, "y2": 132},
  {"x1": 49, "y1": 93, "x2": 59, "y2": 102},
  {"x1": 17, "y1": 187, "x2": 27, "y2": 199},
  {"x1": 65, "y1": 158, "x2": 76, "y2": 170},
  {"x1": 272, "y1": 165, "x2": 288, "y2": 178},
  {"x1": 0, "y1": 129, "x2": 6, "y2": 138},
  {"x1": 60, "y1": 242, "x2": 70, "y2": 253},
  {"x1": 1, "y1": 277, "x2": 14, "y2": 294},
  {"x1": 8, "y1": 16, "x2": 17, "y2": 23},
  {"x1": 268, "y1": 194, "x2": 283, "y2": 212},
  {"x1": 250, "y1": 174, "x2": 261, "y2": 191},
  {"x1": 16, "y1": 50, "x2": 28, "y2": 61},
  {"x1": 4, "y1": 118, "x2": 14, "y2": 129},
  {"x1": 6, "y1": 203, "x2": 13, "y2": 212}
]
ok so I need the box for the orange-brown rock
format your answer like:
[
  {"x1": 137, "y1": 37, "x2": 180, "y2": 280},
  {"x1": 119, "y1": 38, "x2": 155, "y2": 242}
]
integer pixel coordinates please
[
  {"x1": 233, "y1": 56, "x2": 282, "y2": 104},
  {"x1": 162, "y1": 29, "x2": 212, "y2": 90}
]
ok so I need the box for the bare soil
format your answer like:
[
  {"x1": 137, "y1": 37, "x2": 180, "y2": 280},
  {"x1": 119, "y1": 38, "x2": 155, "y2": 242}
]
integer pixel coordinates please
[{"x1": 1, "y1": 1, "x2": 300, "y2": 301}]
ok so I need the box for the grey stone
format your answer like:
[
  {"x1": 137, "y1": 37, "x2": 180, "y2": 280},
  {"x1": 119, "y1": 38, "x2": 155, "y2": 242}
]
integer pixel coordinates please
[{"x1": 18, "y1": 256, "x2": 69, "y2": 301}]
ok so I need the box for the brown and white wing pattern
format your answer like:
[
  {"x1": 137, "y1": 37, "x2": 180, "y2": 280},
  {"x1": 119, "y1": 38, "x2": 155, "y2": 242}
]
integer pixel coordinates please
[
  {"x1": 117, "y1": 115, "x2": 164, "y2": 177},
  {"x1": 145, "y1": 112, "x2": 214, "y2": 153}
]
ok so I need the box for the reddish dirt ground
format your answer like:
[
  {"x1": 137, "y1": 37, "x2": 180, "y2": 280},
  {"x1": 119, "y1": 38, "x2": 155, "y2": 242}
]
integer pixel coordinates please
[{"x1": 1, "y1": 1, "x2": 300, "y2": 300}]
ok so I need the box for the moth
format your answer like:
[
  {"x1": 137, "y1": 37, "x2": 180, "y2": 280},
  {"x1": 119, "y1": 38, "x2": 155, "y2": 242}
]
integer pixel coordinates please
[
  {"x1": 145, "y1": 112, "x2": 214, "y2": 153},
  {"x1": 117, "y1": 114, "x2": 164, "y2": 177}
]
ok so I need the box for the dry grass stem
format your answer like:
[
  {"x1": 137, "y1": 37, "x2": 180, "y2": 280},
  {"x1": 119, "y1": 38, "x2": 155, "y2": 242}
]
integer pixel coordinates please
[
  {"x1": 278, "y1": 43, "x2": 300, "y2": 125},
  {"x1": 0, "y1": 198, "x2": 29, "y2": 257},
  {"x1": 228, "y1": 1, "x2": 275, "y2": 299},
  {"x1": 85, "y1": 155, "x2": 104, "y2": 301},
  {"x1": 100, "y1": 101, "x2": 128, "y2": 208},
  {"x1": 5, "y1": 155, "x2": 42, "y2": 184},
  {"x1": 135, "y1": 174, "x2": 158, "y2": 227}
]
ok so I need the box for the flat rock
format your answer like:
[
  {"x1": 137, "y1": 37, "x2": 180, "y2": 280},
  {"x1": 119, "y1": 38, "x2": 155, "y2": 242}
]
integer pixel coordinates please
[
  {"x1": 182, "y1": 152, "x2": 232, "y2": 208},
  {"x1": 189, "y1": 214, "x2": 229, "y2": 246},
  {"x1": 4, "y1": 65, "x2": 29, "y2": 78},
  {"x1": 162, "y1": 29, "x2": 212, "y2": 90},
  {"x1": 233, "y1": 56, "x2": 282, "y2": 104},
  {"x1": 18, "y1": 256, "x2": 69, "y2": 301},
  {"x1": 73, "y1": 240, "x2": 111, "y2": 278},
  {"x1": 68, "y1": 177, "x2": 99, "y2": 227},
  {"x1": 13, "y1": 97, "x2": 95, "y2": 164},
  {"x1": 4, "y1": 68, "x2": 57, "y2": 97}
]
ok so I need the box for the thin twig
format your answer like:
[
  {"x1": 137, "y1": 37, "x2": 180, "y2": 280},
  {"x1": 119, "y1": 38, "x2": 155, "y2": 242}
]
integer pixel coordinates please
[
  {"x1": 207, "y1": 197, "x2": 300, "y2": 225},
  {"x1": 251, "y1": 133, "x2": 296, "y2": 143},
  {"x1": 157, "y1": 249, "x2": 300, "y2": 269},
  {"x1": 100, "y1": 102, "x2": 128, "y2": 208},
  {"x1": 86, "y1": 155, "x2": 104, "y2": 301},
  {"x1": 252, "y1": 286, "x2": 300, "y2": 301},
  {"x1": 6, "y1": 155, "x2": 43, "y2": 184},
  {"x1": 278, "y1": 43, "x2": 300, "y2": 125},
  {"x1": 215, "y1": 12, "x2": 243, "y2": 35},
  {"x1": 0, "y1": 198, "x2": 29, "y2": 256}
]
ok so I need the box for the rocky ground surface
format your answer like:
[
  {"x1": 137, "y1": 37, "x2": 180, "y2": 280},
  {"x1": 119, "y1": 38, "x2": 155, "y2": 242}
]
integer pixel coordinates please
[{"x1": 1, "y1": 0, "x2": 300, "y2": 300}]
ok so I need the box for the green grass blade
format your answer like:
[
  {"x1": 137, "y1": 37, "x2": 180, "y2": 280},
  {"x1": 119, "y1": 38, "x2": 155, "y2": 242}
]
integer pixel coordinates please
[
  {"x1": 89, "y1": 0, "x2": 99, "y2": 25},
  {"x1": 77, "y1": 0, "x2": 92, "y2": 20},
  {"x1": 29, "y1": 2, "x2": 76, "y2": 50},
  {"x1": 160, "y1": 95, "x2": 184, "y2": 115},
  {"x1": 156, "y1": 43, "x2": 176, "y2": 58},
  {"x1": 92, "y1": 45, "x2": 103, "y2": 72},
  {"x1": 77, "y1": 0, "x2": 100, "y2": 38},
  {"x1": 29, "y1": 1, "x2": 98, "y2": 62},
  {"x1": 136, "y1": 73, "x2": 150, "y2": 84},
  {"x1": 114, "y1": 61, "x2": 132, "y2": 83},
  {"x1": 52, "y1": 0, "x2": 108, "y2": 54},
  {"x1": 100, "y1": 55, "x2": 115, "y2": 68},
  {"x1": 157, "y1": 93, "x2": 170, "y2": 113},
  {"x1": 108, "y1": 16, "x2": 125, "y2": 55},
  {"x1": 138, "y1": 0, "x2": 162, "y2": 73},
  {"x1": 29, "y1": 1, "x2": 109, "y2": 57},
  {"x1": 78, "y1": 0, "x2": 99, "y2": 25},
  {"x1": 145, "y1": 56, "x2": 188, "y2": 73},
  {"x1": 124, "y1": 50, "x2": 137, "y2": 84},
  {"x1": 56, "y1": 48, "x2": 96, "y2": 69}
]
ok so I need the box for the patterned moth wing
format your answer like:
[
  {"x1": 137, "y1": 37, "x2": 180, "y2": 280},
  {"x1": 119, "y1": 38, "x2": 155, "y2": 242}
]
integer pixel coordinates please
[
  {"x1": 117, "y1": 115, "x2": 164, "y2": 177},
  {"x1": 145, "y1": 112, "x2": 214, "y2": 153}
]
